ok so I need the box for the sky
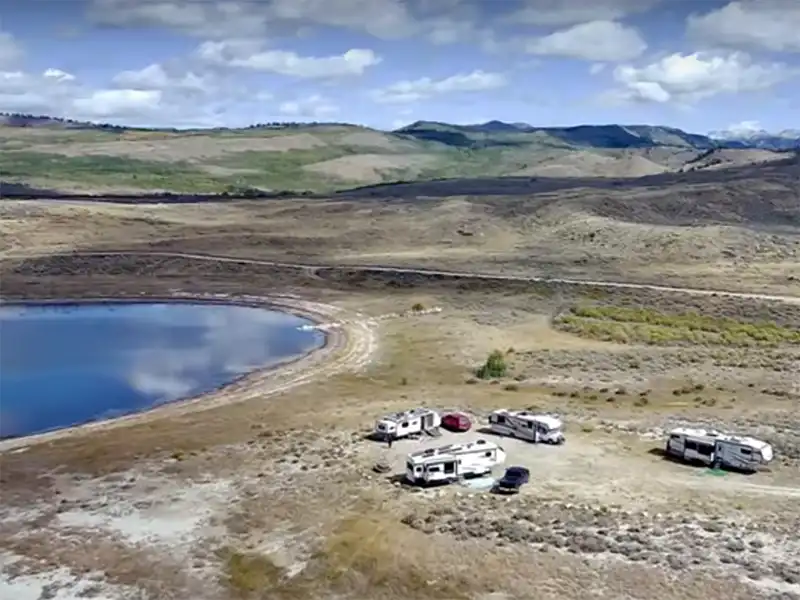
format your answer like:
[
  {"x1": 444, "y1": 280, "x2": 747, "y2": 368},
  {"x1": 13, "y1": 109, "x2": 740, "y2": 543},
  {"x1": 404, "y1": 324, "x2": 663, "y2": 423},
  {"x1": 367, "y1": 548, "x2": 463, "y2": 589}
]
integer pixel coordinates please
[{"x1": 0, "y1": 0, "x2": 798, "y2": 132}]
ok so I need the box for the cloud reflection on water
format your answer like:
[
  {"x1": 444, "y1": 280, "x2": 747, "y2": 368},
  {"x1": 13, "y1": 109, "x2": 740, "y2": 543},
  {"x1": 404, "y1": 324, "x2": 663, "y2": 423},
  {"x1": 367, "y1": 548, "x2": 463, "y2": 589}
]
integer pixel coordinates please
[
  {"x1": 0, "y1": 303, "x2": 322, "y2": 437},
  {"x1": 125, "y1": 305, "x2": 298, "y2": 403}
]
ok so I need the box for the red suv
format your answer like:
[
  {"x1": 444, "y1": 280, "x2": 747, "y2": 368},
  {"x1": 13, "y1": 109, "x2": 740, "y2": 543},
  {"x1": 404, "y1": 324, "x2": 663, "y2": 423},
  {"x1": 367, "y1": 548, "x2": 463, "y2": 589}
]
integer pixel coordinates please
[{"x1": 441, "y1": 412, "x2": 472, "y2": 432}]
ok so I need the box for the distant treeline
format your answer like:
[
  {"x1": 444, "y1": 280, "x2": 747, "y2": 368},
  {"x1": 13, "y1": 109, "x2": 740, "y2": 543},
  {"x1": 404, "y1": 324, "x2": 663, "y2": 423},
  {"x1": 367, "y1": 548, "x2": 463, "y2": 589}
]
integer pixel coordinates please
[
  {"x1": 0, "y1": 181, "x2": 326, "y2": 204},
  {"x1": 0, "y1": 112, "x2": 355, "y2": 133}
]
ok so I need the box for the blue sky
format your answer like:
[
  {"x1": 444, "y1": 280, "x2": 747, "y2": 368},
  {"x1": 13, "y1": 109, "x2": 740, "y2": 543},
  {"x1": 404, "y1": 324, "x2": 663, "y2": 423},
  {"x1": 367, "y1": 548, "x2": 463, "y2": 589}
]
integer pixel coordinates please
[{"x1": 0, "y1": 0, "x2": 798, "y2": 133}]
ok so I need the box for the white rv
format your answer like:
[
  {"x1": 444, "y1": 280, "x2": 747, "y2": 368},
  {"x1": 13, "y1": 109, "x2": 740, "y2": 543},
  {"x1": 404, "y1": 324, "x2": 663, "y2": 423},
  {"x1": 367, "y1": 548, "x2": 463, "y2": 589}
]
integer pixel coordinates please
[
  {"x1": 405, "y1": 439, "x2": 506, "y2": 485},
  {"x1": 373, "y1": 407, "x2": 441, "y2": 441},
  {"x1": 488, "y1": 409, "x2": 565, "y2": 444},
  {"x1": 665, "y1": 427, "x2": 774, "y2": 472}
]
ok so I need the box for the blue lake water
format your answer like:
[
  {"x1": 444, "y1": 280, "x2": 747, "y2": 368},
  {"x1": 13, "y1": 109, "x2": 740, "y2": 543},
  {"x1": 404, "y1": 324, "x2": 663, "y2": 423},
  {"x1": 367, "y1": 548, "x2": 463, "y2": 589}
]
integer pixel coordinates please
[{"x1": 0, "y1": 302, "x2": 325, "y2": 439}]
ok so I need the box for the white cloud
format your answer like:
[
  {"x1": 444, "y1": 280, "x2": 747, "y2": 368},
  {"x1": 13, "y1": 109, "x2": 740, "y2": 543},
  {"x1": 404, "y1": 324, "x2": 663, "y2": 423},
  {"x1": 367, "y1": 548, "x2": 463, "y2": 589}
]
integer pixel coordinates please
[
  {"x1": 112, "y1": 63, "x2": 209, "y2": 92},
  {"x1": 687, "y1": 1, "x2": 800, "y2": 53},
  {"x1": 721, "y1": 120, "x2": 763, "y2": 136},
  {"x1": 371, "y1": 70, "x2": 507, "y2": 104},
  {"x1": 43, "y1": 68, "x2": 76, "y2": 82},
  {"x1": 278, "y1": 94, "x2": 338, "y2": 119},
  {"x1": 0, "y1": 31, "x2": 23, "y2": 68},
  {"x1": 194, "y1": 39, "x2": 269, "y2": 65},
  {"x1": 526, "y1": 20, "x2": 646, "y2": 62},
  {"x1": 72, "y1": 89, "x2": 163, "y2": 118},
  {"x1": 0, "y1": 69, "x2": 79, "y2": 113},
  {"x1": 608, "y1": 52, "x2": 794, "y2": 104},
  {"x1": 507, "y1": 0, "x2": 663, "y2": 26},
  {"x1": 87, "y1": 0, "x2": 269, "y2": 38},
  {"x1": 0, "y1": 66, "x2": 223, "y2": 127},
  {"x1": 196, "y1": 41, "x2": 381, "y2": 78},
  {"x1": 86, "y1": 0, "x2": 480, "y2": 43}
]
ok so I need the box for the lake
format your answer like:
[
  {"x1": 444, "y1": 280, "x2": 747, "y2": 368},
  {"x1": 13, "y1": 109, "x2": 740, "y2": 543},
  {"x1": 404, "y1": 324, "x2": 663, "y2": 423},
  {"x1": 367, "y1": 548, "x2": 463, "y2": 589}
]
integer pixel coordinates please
[{"x1": 0, "y1": 302, "x2": 325, "y2": 439}]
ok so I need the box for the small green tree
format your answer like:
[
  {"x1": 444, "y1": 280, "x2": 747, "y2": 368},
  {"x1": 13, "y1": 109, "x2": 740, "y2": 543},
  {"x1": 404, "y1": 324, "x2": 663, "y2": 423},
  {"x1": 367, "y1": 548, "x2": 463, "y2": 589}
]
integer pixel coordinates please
[
  {"x1": 411, "y1": 302, "x2": 425, "y2": 312},
  {"x1": 476, "y1": 350, "x2": 507, "y2": 379}
]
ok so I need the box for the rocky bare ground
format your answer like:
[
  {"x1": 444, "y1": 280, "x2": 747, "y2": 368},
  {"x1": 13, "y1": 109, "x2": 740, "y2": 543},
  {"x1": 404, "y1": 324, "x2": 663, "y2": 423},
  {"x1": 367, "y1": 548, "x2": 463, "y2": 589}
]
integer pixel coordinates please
[
  {"x1": 401, "y1": 496, "x2": 800, "y2": 594},
  {"x1": 3, "y1": 414, "x2": 799, "y2": 600}
]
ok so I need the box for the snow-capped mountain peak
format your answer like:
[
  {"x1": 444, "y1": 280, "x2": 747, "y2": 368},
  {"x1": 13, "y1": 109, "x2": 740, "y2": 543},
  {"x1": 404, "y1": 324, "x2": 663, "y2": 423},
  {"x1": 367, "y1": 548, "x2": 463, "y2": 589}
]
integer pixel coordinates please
[{"x1": 709, "y1": 121, "x2": 799, "y2": 150}]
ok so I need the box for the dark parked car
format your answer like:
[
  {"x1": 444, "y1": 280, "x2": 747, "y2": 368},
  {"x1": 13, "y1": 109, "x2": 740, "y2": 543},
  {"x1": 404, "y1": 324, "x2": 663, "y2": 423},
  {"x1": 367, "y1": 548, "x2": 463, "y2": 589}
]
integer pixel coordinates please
[
  {"x1": 493, "y1": 466, "x2": 530, "y2": 494},
  {"x1": 441, "y1": 412, "x2": 472, "y2": 432}
]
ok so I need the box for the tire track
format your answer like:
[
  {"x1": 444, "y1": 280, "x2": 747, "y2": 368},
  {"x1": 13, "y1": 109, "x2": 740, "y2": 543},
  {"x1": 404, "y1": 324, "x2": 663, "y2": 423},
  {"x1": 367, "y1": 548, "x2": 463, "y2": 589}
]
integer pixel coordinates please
[{"x1": 14, "y1": 250, "x2": 797, "y2": 306}]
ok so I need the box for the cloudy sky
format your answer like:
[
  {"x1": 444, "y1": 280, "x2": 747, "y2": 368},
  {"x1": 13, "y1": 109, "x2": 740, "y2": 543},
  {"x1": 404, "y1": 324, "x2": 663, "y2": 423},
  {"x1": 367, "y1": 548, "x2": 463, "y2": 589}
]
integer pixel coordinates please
[{"x1": 0, "y1": 0, "x2": 798, "y2": 132}]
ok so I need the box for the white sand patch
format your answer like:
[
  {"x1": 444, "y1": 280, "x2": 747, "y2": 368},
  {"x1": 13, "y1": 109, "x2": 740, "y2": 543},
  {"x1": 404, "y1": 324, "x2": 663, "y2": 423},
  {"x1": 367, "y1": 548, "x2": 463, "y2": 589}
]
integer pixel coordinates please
[
  {"x1": 0, "y1": 552, "x2": 139, "y2": 600},
  {"x1": 55, "y1": 477, "x2": 232, "y2": 553}
]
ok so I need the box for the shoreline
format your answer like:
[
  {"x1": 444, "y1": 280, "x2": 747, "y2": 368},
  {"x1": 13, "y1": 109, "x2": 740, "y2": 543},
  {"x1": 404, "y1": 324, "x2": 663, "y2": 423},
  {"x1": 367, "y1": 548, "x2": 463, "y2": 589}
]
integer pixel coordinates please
[{"x1": 0, "y1": 292, "x2": 347, "y2": 453}]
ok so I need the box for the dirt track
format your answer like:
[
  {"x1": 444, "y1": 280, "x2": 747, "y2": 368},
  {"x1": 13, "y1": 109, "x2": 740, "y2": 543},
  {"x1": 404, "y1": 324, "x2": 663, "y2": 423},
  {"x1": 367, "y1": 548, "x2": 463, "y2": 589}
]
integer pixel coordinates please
[{"x1": 6, "y1": 249, "x2": 800, "y2": 304}]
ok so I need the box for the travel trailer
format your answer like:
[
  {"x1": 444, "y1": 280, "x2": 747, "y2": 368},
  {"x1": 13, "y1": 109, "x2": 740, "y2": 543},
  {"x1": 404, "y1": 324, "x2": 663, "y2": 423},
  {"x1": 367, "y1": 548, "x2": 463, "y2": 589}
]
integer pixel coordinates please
[
  {"x1": 405, "y1": 439, "x2": 506, "y2": 485},
  {"x1": 373, "y1": 407, "x2": 441, "y2": 441},
  {"x1": 665, "y1": 427, "x2": 774, "y2": 472},
  {"x1": 488, "y1": 409, "x2": 566, "y2": 444}
]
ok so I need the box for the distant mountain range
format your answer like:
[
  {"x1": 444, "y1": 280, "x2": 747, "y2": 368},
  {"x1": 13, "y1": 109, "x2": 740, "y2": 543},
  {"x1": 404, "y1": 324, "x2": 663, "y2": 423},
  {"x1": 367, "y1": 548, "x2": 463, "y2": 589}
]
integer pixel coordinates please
[
  {"x1": 1, "y1": 112, "x2": 798, "y2": 152},
  {"x1": 395, "y1": 120, "x2": 800, "y2": 152},
  {"x1": 708, "y1": 127, "x2": 800, "y2": 151},
  {"x1": 393, "y1": 120, "x2": 721, "y2": 151}
]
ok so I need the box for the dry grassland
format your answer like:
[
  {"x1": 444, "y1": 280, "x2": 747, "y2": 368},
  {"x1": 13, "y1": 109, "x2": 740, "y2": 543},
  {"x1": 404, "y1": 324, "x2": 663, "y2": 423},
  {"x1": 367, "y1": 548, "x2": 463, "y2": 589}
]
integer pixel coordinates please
[
  {"x1": 0, "y1": 198, "x2": 799, "y2": 600},
  {"x1": 1, "y1": 196, "x2": 798, "y2": 294}
]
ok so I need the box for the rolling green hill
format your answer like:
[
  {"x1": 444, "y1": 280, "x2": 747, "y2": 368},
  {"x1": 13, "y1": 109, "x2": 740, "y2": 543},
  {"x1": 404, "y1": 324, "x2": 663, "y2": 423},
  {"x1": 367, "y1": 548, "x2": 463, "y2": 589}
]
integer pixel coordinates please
[{"x1": 0, "y1": 114, "x2": 793, "y2": 194}]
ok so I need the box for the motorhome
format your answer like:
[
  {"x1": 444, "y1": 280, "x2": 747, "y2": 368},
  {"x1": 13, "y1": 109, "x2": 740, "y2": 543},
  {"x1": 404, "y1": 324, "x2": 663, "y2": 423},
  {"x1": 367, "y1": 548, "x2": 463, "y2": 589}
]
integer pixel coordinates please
[
  {"x1": 665, "y1": 427, "x2": 774, "y2": 472},
  {"x1": 405, "y1": 439, "x2": 506, "y2": 485},
  {"x1": 373, "y1": 407, "x2": 441, "y2": 441},
  {"x1": 488, "y1": 409, "x2": 565, "y2": 444}
]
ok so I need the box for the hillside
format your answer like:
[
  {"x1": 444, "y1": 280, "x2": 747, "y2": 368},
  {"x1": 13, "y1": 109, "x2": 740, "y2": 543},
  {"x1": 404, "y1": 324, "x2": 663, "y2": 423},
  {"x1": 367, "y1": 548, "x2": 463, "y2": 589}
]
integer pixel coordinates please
[
  {"x1": 0, "y1": 113, "x2": 795, "y2": 194},
  {"x1": 2, "y1": 157, "x2": 798, "y2": 296}
]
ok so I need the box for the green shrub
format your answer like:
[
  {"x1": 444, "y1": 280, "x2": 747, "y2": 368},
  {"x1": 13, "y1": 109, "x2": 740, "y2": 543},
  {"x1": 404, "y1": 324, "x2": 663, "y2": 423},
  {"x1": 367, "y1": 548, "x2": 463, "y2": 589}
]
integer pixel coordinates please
[{"x1": 475, "y1": 350, "x2": 507, "y2": 379}]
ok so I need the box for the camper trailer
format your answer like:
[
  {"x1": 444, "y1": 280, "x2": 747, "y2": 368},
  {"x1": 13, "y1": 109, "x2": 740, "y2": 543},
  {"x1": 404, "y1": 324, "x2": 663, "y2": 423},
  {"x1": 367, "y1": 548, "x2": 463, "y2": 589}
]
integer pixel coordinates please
[
  {"x1": 488, "y1": 409, "x2": 565, "y2": 444},
  {"x1": 373, "y1": 407, "x2": 441, "y2": 441},
  {"x1": 405, "y1": 439, "x2": 506, "y2": 485},
  {"x1": 665, "y1": 427, "x2": 774, "y2": 472}
]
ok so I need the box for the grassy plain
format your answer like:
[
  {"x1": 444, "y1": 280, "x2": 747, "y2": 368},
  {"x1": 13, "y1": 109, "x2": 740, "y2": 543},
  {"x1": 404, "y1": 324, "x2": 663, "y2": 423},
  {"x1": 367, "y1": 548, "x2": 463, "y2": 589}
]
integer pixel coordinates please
[{"x1": 0, "y1": 157, "x2": 799, "y2": 600}]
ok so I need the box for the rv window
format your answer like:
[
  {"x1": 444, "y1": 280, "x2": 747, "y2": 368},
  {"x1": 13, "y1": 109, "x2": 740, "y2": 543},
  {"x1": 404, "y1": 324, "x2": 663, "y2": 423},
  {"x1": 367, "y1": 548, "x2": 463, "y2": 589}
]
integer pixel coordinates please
[
  {"x1": 685, "y1": 441, "x2": 697, "y2": 451},
  {"x1": 496, "y1": 416, "x2": 505, "y2": 424},
  {"x1": 427, "y1": 466, "x2": 441, "y2": 473},
  {"x1": 697, "y1": 444, "x2": 714, "y2": 456},
  {"x1": 740, "y1": 448, "x2": 752, "y2": 455},
  {"x1": 443, "y1": 462, "x2": 455, "y2": 474},
  {"x1": 484, "y1": 451, "x2": 492, "y2": 457},
  {"x1": 401, "y1": 421, "x2": 409, "y2": 427}
]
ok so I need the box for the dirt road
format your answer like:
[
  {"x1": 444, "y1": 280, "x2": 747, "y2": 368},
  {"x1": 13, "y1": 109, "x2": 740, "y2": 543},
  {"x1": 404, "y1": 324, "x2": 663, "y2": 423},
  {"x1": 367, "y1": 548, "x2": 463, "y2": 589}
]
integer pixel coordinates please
[{"x1": 8, "y1": 250, "x2": 799, "y2": 305}]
